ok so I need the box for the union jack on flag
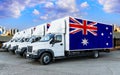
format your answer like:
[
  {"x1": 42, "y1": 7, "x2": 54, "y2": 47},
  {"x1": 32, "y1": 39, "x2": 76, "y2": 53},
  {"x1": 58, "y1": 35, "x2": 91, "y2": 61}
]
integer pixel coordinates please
[{"x1": 70, "y1": 17, "x2": 97, "y2": 36}]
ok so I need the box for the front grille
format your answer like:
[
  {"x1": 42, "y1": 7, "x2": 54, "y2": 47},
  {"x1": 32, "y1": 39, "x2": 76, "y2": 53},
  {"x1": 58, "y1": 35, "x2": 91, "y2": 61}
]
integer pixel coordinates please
[{"x1": 27, "y1": 46, "x2": 32, "y2": 52}]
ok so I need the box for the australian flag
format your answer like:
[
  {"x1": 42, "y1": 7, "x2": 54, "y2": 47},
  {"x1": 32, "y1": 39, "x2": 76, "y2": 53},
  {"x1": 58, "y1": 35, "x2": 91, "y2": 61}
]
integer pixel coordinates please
[
  {"x1": 47, "y1": 23, "x2": 51, "y2": 31},
  {"x1": 69, "y1": 17, "x2": 113, "y2": 50}
]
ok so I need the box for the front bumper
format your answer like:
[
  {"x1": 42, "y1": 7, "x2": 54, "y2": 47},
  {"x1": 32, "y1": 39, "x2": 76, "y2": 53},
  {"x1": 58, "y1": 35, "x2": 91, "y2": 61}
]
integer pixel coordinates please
[
  {"x1": 15, "y1": 50, "x2": 23, "y2": 55},
  {"x1": 9, "y1": 48, "x2": 15, "y2": 51},
  {"x1": 27, "y1": 53, "x2": 39, "y2": 59}
]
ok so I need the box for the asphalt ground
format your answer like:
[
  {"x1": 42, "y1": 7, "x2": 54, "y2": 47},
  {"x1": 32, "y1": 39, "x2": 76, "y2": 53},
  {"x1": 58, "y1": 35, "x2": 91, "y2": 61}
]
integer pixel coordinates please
[{"x1": 0, "y1": 49, "x2": 120, "y2": 75}]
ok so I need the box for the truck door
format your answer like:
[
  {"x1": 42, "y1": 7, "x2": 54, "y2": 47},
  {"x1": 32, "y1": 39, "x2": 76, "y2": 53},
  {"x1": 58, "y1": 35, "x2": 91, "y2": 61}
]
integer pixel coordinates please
[{"x1": 51, "y1": 34, "x2": 64, "y2": 57}]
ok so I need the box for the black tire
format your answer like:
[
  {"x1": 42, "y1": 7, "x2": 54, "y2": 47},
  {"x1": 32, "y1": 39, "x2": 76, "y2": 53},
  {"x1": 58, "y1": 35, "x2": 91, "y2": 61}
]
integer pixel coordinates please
[
  {"x1": 93, "y1": 51, "x2": 99, "y2": 58},
  {"x1": 19, "y1": 53, "x2": 23, "y2": 57},
  {"x1": 23, "y1": 50, "x2": 27, "y2": 58},
  {"x1": 39, "y1": 53, "x2": 52, "y2": 65}
]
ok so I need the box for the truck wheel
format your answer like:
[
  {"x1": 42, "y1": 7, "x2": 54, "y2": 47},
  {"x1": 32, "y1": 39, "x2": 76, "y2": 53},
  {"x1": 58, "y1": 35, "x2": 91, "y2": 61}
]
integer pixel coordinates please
[
  {"x1": 40, "y1": 53, "x2": 52, "y2": 65},
  {"x1": 19, "y1": 54, "x2": 23, "y2": 57},
  {"x1": 93, "y1": 51, "x2": 99, "y2": 58},
  {"x1": 23, "y1": 50, "x2": 27, "y2": 58}
]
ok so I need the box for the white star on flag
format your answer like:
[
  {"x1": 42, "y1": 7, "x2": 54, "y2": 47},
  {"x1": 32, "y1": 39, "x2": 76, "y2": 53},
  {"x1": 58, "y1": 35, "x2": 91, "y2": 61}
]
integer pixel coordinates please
[
  {"x1": 81, "y1": 38, "x2": 89, "y2": 46},
  {"x1": 106, "y1": 27, "x2": 108, "y2": 30},
  {"x1": 101, "y1": 33, "x2": 104, "y2": 36},
  {"x1": 106, "y1": 43, "x2": 109, "y2": 46},
  {"x1": 110, "y1": 32, "x2": 112, "y2": 35}
]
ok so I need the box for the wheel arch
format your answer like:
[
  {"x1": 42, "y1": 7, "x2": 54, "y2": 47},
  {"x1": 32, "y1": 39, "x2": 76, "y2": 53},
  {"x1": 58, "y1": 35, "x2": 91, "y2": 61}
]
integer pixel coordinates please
[
  {"x1": 38, "y1": 49, "x2": 54, "y2": 59},
  {"x1": 22, "y1": 47, "x2": 27, "y2": 53}
]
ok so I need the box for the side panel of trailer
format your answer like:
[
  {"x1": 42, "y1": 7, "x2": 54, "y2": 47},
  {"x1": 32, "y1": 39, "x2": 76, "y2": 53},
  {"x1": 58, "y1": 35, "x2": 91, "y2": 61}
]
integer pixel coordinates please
[{"x1": 69, "y1": 17, "x2": 113, "y2": 51}]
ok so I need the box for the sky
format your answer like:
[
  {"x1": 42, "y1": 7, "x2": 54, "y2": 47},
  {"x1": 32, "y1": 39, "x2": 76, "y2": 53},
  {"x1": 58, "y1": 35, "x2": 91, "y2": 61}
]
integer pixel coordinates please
[{"x1": 0, "y1": 0, "x2": 120, "y2": 30}]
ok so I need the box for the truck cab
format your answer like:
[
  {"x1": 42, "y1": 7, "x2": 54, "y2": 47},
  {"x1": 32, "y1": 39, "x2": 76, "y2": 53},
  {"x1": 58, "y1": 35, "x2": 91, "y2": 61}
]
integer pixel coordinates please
[
  {"x1": 2, "y1": 39, "x2": 15, "y2": 49},
  {"x1": 27, "y1": 33, "x2": 65, "y2": 65},
  {"x1": 8, "y1": 27, "x2": 35, "y2": 53},
  {"x1": 2, "y1": 32, "x2": 20, "y2": 50},
  {"x1": 15, "y1": 23, "x2": 49, "y2": 58},
  {"x1": 15, "y1": 36, "x2": 41, "y2": 58},
  {"x1": 8, "y1": 38, "x2": 25, "y2": 53}
]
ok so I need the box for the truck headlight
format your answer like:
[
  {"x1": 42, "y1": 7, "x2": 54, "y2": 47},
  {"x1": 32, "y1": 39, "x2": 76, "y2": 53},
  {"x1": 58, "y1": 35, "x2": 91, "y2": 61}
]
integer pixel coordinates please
[
  {"x1": 2, "y1": 44, "x2": 6, "y2": 48},
  {"x1": 4, "y1": 44, "x2": 6, "y2": 47},
  {"x1": 7, "y1": 45, "x2": 11, "y2": 49}
]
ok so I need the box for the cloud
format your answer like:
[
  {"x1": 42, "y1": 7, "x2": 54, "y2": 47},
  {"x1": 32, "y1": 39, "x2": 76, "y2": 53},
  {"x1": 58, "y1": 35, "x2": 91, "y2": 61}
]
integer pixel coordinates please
[
  {"x1": 55, "y1": 0, "x2": 78, "y2": 13},
  {"x1": 0, "y1": 0, "x2": 44, "y2": 18},
  {"x1": 39, "y1": 0, "x2": 80, "y2": 20},
  {"x1": 28, "y1": 0, "x2": 45, "y2": 7},
  {"x1": 44, "y1": 2, "x2": 54, "y2": 9},
  {"x1": 40, "y1": 14, "x2": 49, "y2": 20},
  {"x1": 0, "y1": 0, "x2": 81, "y2": 20},
  {"x1": 98, "y1": 0, "x2": 105, "y2": 4},
  {"x1": 80, "y1": 2, "x2": 89, "y2": 8},
  {"x1": 33, "y1": 9, "x2": 40, "y2": 15},
  {"x1": 0, "y1": 0, "x2": 30, "y2": 18},
  {"x1": 98, "y1": 0, "x2": 120, "y2": 13}
]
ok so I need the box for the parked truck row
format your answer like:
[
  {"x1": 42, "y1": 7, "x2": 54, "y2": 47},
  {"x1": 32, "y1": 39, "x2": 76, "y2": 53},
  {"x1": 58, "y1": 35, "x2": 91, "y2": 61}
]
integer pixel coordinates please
[
  {"x1": 2, "y1": 16, "x2": 113, "y2": 65},
  {"x1": 2, "y1": 23, "x2": 50, "y2": 57}
]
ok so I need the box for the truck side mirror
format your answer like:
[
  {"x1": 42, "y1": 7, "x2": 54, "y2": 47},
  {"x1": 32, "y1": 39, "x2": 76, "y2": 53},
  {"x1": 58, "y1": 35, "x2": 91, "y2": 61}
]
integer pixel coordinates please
[{"x1": 50, "y1": 39, "x2": 55, "y2": 44}]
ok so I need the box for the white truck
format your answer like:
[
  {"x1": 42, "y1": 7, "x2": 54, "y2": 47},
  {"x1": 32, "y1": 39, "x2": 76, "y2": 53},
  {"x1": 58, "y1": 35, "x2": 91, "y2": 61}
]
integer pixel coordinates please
[
  {"x1": 8, "y1": 28, "x2": 32, "y2": 53},
  {"x1": 15, "y1": 23, "x2": 50, "y2": 58},
  {"x1": 27, "y1": 16, "x2": 113, "y2": 65},
  {"x1": 2, "y1": 32, "x2": 20, "y2": 50}
]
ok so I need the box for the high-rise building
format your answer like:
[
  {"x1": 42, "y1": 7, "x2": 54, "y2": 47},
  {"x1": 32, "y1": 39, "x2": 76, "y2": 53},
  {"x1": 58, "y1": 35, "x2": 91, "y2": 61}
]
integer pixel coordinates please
[
  {"x1": 114, "y1": 24, "x2": 120, "y2": 32},
  {"x1": 0, "y1": 26, "x2": 19, "y2": 36},
  {"x1": 0, "y1": 26, "x2": 6, "y2": 34}
]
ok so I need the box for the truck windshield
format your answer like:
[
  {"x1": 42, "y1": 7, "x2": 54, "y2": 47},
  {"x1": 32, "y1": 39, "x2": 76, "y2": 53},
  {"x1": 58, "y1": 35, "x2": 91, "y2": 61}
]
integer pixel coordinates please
[
  {"x1": 40, "y1": 34, "x2": 54, "y2": 42},
  {"x1": 28, "y1": 36, "x2": 36, "y2": 42},
  {"x1": 28, "y1": 36, "x2": 41, "y2": 43},
  {"x1": 23, "y1": 38, "x2": 29, "y2": 42},
  {"x1": 10, "y1": 39, "x2": 15, "y2": 42},
  {"x1": 17, "y1": 38, "x2": 24, "y2": 42}
]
